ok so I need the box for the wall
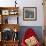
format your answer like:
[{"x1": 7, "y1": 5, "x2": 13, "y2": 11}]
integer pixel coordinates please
[
  {"x1": 18, "y1": 0, "x2": 44, "y2": 26},
  {"x1": 0, "y1": 0, "x2": 44, "y2": 26},
  {"x1": 20, "y1": 0, "x2": 43, "y2": 26}
]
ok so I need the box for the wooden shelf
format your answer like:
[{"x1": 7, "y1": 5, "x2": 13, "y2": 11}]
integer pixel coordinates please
[
  {"x1": 0, "y1": 7, "x2": 19, "y2": 46},
  {"x1": 2, "y1": 40, "x2": 19, "y2": 42},
  {"x1": 0, "y1": 7, "x2": 19, "y2": 15},
  {"x1": 0, "y1": 7, "x2": 19, "y2": 24},
  {"x1": 0, "y1": 24, "x2": 20, "y2": 32},
  {"x1": 0, "y1": 7, "x2": 18, "y2": 10},
  {"x1": 1, "y1": 40, "x2": 19, "y2": 46}
]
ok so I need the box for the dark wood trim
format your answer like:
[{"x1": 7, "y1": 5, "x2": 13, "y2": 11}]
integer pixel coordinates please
[
  {"x1": 23, "y1": 7, "x2": 37, "y2": 21},
  {"x1": 0, "y1": 7, "x2": 19, "y2": 10}
]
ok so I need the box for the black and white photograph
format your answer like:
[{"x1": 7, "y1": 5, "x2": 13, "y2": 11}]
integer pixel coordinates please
[{"x1": 23, "y1": 7, "x2": 37, "y2": 21}]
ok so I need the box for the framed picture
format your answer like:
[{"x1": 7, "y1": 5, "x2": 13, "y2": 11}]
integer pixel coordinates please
[
  {"x1": 2, "y1": 10, "x2": 9, "y2": 15},
  {"x1": 23, "y1": 7, "x2": 37, "y2": 21}
]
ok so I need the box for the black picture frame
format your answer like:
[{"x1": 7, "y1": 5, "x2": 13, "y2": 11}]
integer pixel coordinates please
[{"x1": 23, "y1": 7, "x2": 37, "y2": 21}]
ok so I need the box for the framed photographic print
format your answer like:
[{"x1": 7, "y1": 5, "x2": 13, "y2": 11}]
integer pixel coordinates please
[
  {"x1": 23, "y1": 7, "x2": 37, "y2": 21},
  {"x1": 2, "y1": 10, "x2": 9, "y2": 15}
]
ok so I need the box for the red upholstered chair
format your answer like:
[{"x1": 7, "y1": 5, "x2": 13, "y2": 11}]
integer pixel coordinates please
[{"x1": 21, "y1": 28, "x2": 41, "y2": 46}]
